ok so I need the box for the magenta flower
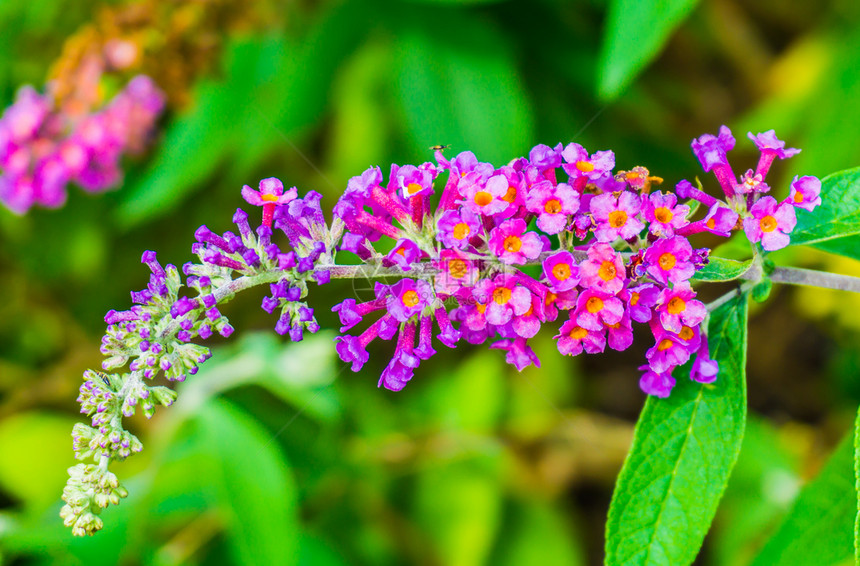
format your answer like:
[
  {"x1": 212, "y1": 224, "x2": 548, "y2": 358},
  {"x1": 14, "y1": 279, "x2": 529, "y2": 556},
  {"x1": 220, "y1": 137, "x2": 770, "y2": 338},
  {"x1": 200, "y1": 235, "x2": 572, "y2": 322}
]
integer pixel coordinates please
[
  {"x1": 242, "y1": 177, "x2": 298, "y2": 228},
  {"x1": 561, "y1": 143, "x2": 615, "y2": 180},
  {"x1": 389, "y1": 162, "x2": 437, "y2": 199},
  {"x1": 488, "y1": 218, "x2": 545, "y2": 264},
  {"x1": 690, "y1": 333, "x2": 719, "y2": 383},
  {"x1": 384, "y1": 238, "x2": 424, "y2": 271},
  {"x1": 580, "y1": 243, "x2": 626, "y2": 294},
  {"x1": 433, "y1": 249, "x2": 479, "y2": 295},
  {"x1": 490, "y1": 336, "x2": 541, "y2": 370},
  {"x1": 555, "y1": 317, "x2": 606, "y2": 356},
  {"x1": 575, "y1": 289, "x2": 624, "y2": 331},
  {"x1": 788, "y1": 175, "x2": 822, "y2": 212},
  {"x1": 542, "y1": 288, "x2": 579, "y2": 323},
  {"x1": 747, "y1": 130, "x2": 800, "y2": 160},
  {"x1": 645, "y1": 332, "x2": 692, "y2": 374},
  {"x1": 472, "y1": 274, "x2": 532, "y2": 326},
  {"x1": 379, "y1": 323, "x2": 420, "y2": 391},
  {"x1": 639, "y1": 367, "x2": 676, "y2": 398},
  {"x1": 386, "y1": 279, "x2": 431, "y2": 322},
  {"x1": 607, "y1": 314, "x2": 634, "y2": 351},
  {"x1": 461, "y1": 172, "x2": 510, "y2": 216},
  {"x1": 643, "y1": 236, "x2": 695, "y2": 285},
  {"x1": 643, "y1": 191, "x2": 690, "y2": 238},
  {"x1": 525, "y1": 180, "x2": 580, "y2": 234},
  {"x1": 743, "y1": 196, "x2": 796, "y2": 251},
  {"x1": 623, "y1": 283, "x2": 659, "y2": 323},
  {"x1": 691, "y1": 125, "x2": 735, "y2": 172},
  {"x1": 436, "y1": 207, "x2": 482, "y2": 249},
  {"x1": 528, "y1": 143, "x2": 563, "y2": 172},
  {"x1": 736, "y1": 169, "x2": 769, "y2": 194},
  {"x1": 493, "y1": 165, "x2": 527, "y2": 217},
  {"x1": 656, "y1": 283, "x2": 706, "y2": 333},
  {"x1": 702, "y1": 204, "x2": 739, "y2": 237},
  {"x1": 542, "y1": 251, "x2": 580, "y2": 292},
  {"x1": 590, "y1": 191, "x2": 644, "y2": 242}
]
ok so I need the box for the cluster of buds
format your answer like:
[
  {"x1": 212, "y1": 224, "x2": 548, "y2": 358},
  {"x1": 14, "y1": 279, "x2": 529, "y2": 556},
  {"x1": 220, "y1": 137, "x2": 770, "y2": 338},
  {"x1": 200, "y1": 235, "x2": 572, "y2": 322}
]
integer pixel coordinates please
[
  {"x1": 63, "y1": 126, "x2": 821, "y2": 535},
  {"x1": 0, "y1": 75, "x2": 165, "y2": 214}
]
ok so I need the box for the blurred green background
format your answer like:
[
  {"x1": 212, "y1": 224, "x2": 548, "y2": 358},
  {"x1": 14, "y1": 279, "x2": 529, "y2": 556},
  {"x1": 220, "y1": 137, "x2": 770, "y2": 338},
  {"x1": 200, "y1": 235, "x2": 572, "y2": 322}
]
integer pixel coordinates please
[{"x1": 2, "y1": 0, "x2": 860, "y2": 564}]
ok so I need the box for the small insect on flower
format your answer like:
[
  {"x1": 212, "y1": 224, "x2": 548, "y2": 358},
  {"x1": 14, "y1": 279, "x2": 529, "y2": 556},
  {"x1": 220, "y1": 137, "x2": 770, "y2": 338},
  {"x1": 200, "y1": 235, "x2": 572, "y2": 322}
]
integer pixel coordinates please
[{"x1": 429, "y1": 144, "x2": 450, "y2": 151}]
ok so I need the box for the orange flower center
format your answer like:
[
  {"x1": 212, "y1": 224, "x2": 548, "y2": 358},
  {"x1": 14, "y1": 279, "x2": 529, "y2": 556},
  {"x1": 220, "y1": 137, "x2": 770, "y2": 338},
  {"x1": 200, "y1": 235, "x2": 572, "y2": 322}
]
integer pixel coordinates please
[
  {"x1": 659, "y1": 252, "x2": 676, "y2": 271},
  {"x1": 706, "y1": 218, "x2": 716, "y2": 229},
  {"x1": 598, "y1": 260, "x2": 617, "y2": 281},
  {"x1": 608, "y1": 210, "x2": 628, "y2": 228},
  {"x1": 657, "y1": 338, "x2": 674, "y2": 351},
  {"x1": 545, "y1": 292, "x2": 557, "y2": 306},
  {"x1": 261, "y1": 193, "x2": 280, "y2": 202},
  {"x1": 544, "y1": 199, "x2": 562, "y2": 214},
  {"x1": 552, "y1": 263, "x2": 571, "y2": 281},
  {"x1": 793, "y1": 191, "x2": 804, "y2": 203},
  {"x1": 654, "y1": 207, "x2": 673, "y2": 223},
  {"x1": 406, "y1": 182, "x2": 423, "y2": 195},
  {"x1": 493, "y1": 287, "x2": 512, "y2": 305},
  {"x1": 402, "y1": 290, "x2": 420, "y2": 307},
  {"x1": 586, "y1": 296, "x2": 604, "y2": 313},
  {"x1": 453, "y1": 222, "x2": 471, "y2": 240},
  {"x1": 569, "y1": 326, "x2": 588, "y2": 339},
  {"x1": 474, "y1": 191, "x2": 493, "y2": 206},
  {"x1": 760, "y1": 215, "x2": 777, "y2": 233},
  {"x1": 678, "y1": 326, "x2": 695, "y2": 341},
  {"x1": 576, "y1": 160, "x2": 594, "y2": 172},
  {"x1": 448, "y1": 259, "x2": 467, "y2": 279},
  {"x1": 504, "y1": 235, "x2": 522, "y2": 253},
  {"x1": 630, "y1": 292, "x2": 640, "y2": 306},
  {"x1": 502, "y1": 186, "x2": 517, "y2": 203},
  {"x1": 476, "y1": 302, "x2": 487, "y2": 313},
  {"x1": 667, "y1": 296, "x2": 686, "y2": 314}
]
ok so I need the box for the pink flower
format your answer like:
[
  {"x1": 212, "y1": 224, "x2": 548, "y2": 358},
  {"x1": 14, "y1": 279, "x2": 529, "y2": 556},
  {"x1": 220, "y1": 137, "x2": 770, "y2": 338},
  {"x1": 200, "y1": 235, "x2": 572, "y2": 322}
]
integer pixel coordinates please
[
  {"x1": 472, "y1": 275, "x2": 532, "y2": 326},
  {"x1": 242, "y1": 177, "x2": 298, "y2": 228},
  {"x1": 580, "y1": 243, "x2": 626, "y2": 294},
  {"x1": 743, "y1": 196, "x2": 796, "y2": 251},
  {"x1": 656, "y1": 283, "x2": 706, "y2": 334},
  {"x1": 575, "y1": 289, "x2": 624, "y2": 331},
  {"x1": 436, "y1": 208, "x2": 482, "y2": 249},
  {"x1": 525, "y1": 180, "x2": 579, "y2": 234},
  {"x1": 561, "y1": 143, "x2": 615, "y2": 180},
  {"x1": 788, "y1": 175, "x2": 821, "y2": 212},
  {"x1": 386, "y1": 279, "x2": 431, "y2": 322},
  {"x1": 590, "y1": 191, "x2": 644, "y2": 242},
  {"x1": 461, "y1": 172, "x2": 510, "y2": 216},
  {"x1": 643, "y1": 236, "x2": 696, "y2": 285},
  {"x1": 542, "y1": 251, "x2": 580, "y2": 292},
  {"x1": 643, "y1": 191, "x2": 689, "y2": 238},
  {"x1": 488, "y1": 218, "x2": 545, "y2": 265},
  {"x1": 555, "y1": 316, "x2": 606, "y2": 356},
  {"x1": 639, "y1": 367, "x2": 676, "y2": 398},
  {"x1": 433, "y1": 249, "x2": 479, "y2": 295}
]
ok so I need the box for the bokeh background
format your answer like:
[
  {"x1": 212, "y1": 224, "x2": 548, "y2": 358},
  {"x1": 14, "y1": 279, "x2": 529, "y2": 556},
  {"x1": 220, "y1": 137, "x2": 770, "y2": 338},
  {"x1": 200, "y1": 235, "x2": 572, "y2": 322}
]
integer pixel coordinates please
[{"x1": 2, "y1": 0, "x2": 860, "y2": 564}]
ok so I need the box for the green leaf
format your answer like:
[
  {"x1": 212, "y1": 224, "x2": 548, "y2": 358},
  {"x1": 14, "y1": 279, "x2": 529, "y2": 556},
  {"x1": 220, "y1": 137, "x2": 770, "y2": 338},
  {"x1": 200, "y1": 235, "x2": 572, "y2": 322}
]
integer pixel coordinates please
[
  {"x1": 750, "y1": 433, "x2": 855, "y2": 566},
  {"x1": 597, "y1": 0, "x2": 700, "y2": 100},
  {"x1": 691, "y1": 257, "x2": 753, "y2": 282},
  {"x1": 790, "y1": 167, "x2": 860, "y2": 251},
  {"x1": 393, "y1": 15, "x2": 534, "y2": 163},
  {"x1": 605, "y1": 293, "x2": 749, "y2": 566},
  {"x1": 195, "y1": 400, "x2": 299, "y2": 566}
]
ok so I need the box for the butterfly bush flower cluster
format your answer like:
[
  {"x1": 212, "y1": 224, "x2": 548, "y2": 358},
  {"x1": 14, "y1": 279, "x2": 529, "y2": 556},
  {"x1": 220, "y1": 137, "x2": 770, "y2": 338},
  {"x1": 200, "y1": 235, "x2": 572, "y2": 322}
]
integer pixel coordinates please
[
  {"x1": 62, "y1": 126, "x2": 821, "y2": 535},
  {"x1": 0, "y1": 75, "x2": 165, "y2": 214}
]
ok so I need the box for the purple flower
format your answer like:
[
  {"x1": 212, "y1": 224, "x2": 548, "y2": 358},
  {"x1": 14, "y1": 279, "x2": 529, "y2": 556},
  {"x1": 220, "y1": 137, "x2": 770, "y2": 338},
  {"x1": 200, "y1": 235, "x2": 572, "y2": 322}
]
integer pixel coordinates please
[
  {"x1": 390, "y1": 163, "x2": 437, "y2": 199},
  {"x1": 643, "y1": 236, "x2": 696, "y2": 285},
  {"x1": 575, "y1": 289, "x2": 624, "y2": 331},
  {"x1": 379, "y1": 323, "x2": 420, "y2": 391},
  {"x1": 736, "y1": 170, "x2": 769, "y2": 194},
  {"x1": 488, "y1": 218, "x2": 545, "y2": 265},
  {"x1": 743, "y1": 196, "x2": 796, "y2": 251},
  {"x1": 607, "y1": 314, "x2": 634, "y2": 351},
  {"x1": 643, "y1": 191, "x2": 689, "y2": 238},
  {"x1": 386, "y1": 279, "x2": 431, "y2": 322},
  {"x1": 472, "y1": 275, "x2": 532, "y2": 326},
  {"x1": 433, "y1": 249, "x2": 479, "y2": 295},
  {"x1": 656, "y1": 283, "x2": 706, "y2": 334},
  {"x1": 690, "y1": 333, "x2": 719, "y2": 384},
  {"x1": 561, "y1": 143, "x2": 615, "y2": 180},
  {"x1": 580, "y1": 243, "x2": 626, "y2": 294},
  {"x1": 384, "y1": 238, "x2": 424, "y2": 271},
  {"x1": 241, "y1": 177, "x2": 297, "y2": 206},
  {"x1": 639, "y1": 367, "x2": 676, "y2": 398},
  {"x1": 702, "y1": 204, "x2": 739, "y2": 237},
  {"x1": 590, "y1": 191, "x2": 644, "y2": 242},
  {"x1": 555, "y1": 317, "x2": 606, "y2": 356},
  {"x1": 461, "y1": 172, "x2": 510, "y2": 216},
  {"x1": 525, "y1": 180, "x2": 580, "y2": 234},
  {"x1": 528, "y1": 143, "x2": 563, "y2": 172},
  {"x1": 691, "y1": 125, "x2": 735, "y2": 172},
  {"x1": 624, "y1": 283, "x2": 659, "y2": 323},
  {"x1": 788, "y1": 175, "x2": 822, "y2": 212},
  {"x1": 491, "y1": 336, "x2": 541, "y2": 370},
  {"x1": 747, "y1": 130, "x2": 800, "y2": 160},
  {"x1": 436, "y1": 208, "x2": 482, "y2": 249},
  {"x1": 542, "y1": 251, "x2": 580, "y2": 292},
  {"x1": 645, "y1": 332, "x2": 692, "y2": 374}
]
